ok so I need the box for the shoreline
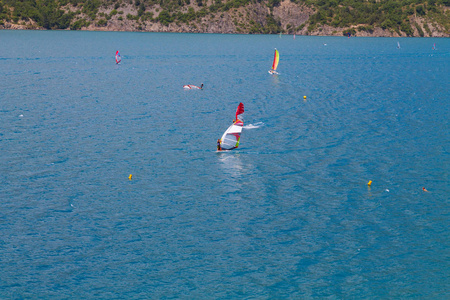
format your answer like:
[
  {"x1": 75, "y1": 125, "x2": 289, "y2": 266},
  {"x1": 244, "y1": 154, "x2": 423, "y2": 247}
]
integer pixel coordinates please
[
  {"x1": 1, "y1": 26, "x2": 449, "y2": 38},
  {"x1": 0, "y1": 0, "x2": 448, "y2": 38}
]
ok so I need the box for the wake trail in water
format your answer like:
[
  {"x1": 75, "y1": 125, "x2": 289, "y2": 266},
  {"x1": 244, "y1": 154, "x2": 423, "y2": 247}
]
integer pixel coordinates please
[{"x1": 244, "y1": 122, "x2": 264, "y2": 129}]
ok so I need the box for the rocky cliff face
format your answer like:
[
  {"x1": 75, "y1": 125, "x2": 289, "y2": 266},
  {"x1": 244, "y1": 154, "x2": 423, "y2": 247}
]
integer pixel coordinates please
[
  {"x1": 273, "y1": 1, "x2": 312, "y2": 32},
  {"x1": 63, "y1": 0, "x2": 314, "y2": 34},
  {"x1": 1, "y1": 0, "x2": 448, "y2": 37}
]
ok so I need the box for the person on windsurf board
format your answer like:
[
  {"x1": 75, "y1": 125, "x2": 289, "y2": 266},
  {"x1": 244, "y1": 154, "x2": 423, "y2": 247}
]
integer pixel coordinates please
[
  {"x1": 217, "y1": 103, "x2": 244, "y2": 151},
  {"x1": 183, "y1": 83, "x2": 203, "y2": 90},
  {"x1": 115, "y1": 51, "x2": 122, "y2": 64}
]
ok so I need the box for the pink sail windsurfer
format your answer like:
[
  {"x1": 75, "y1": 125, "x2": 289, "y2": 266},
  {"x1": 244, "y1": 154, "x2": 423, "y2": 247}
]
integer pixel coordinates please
[{"x1": 115, "y1": 51, "x2": 122, "y2": 64}]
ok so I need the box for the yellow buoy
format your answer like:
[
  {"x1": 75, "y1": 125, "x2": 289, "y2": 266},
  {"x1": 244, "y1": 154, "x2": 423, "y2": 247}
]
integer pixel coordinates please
[
  {"x1": 129, "y1": 174, "x2": 133, "y2": 180},
  {"x1": 368, "y1": 180, "x2": 372, "y2": 186},
  {"x1": 303, "y1": 96, "x2": 307, "y2": 99}
]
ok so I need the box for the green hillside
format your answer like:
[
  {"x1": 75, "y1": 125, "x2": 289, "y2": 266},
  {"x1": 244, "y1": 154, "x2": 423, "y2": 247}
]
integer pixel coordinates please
[{"x1": 0, "y1": 0, "x2": 449, "y2": 36}]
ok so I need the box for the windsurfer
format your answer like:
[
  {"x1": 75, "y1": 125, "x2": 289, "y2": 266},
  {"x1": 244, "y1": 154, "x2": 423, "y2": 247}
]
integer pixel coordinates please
[{"x1": 217, "y1": 139, "x2": 222, "y2": 151}]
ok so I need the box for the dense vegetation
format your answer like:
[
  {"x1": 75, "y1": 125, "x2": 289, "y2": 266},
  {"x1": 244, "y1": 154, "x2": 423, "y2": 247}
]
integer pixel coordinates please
[
  {"x1": 0, "y1": 0, "x2": 449, "y2": 36},
  {"x1": 304, "y1": 0, "x2": 450, "y2": 36},
  {"x1": 1, "y1": 0, "x2": 74, "y2": 29}
]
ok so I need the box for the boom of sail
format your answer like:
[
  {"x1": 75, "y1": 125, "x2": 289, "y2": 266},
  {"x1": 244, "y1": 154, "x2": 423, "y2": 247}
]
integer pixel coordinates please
[{"x1": 219, "y1": 103, "x2": 244, "y2": 151}]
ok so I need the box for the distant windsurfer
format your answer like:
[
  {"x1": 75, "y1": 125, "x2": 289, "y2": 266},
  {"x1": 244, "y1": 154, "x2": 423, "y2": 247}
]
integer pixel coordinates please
[
  {"x1": 217, "y1": 139, "x2": 222, "y2": 151},
  {"x1": 183, "y1": 83, "x2": 203, "y2": 90},
  {"x1": 115, "y1": 50, "x2": 122, "y2": 64}
]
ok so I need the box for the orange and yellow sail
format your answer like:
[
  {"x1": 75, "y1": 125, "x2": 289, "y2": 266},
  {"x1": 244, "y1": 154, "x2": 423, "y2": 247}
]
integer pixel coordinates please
[{"x1": 271, "y1": 48, "x2": 279, "y2": 71}]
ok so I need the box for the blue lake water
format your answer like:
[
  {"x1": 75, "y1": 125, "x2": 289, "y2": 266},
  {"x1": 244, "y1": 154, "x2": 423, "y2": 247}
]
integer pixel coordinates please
[{"x1": 0, "y1": 30, "x2": 449, "y2": 298}]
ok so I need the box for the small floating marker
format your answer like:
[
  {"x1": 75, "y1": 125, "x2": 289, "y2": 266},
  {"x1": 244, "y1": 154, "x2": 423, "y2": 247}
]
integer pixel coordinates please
[
  {"x1": 367, "y1": 180, "x2": 372, "y2": 186},
  {"x1": 303, "y1": 96, "x2": 307, "y2": 99},
  {"x1": 422, "y1": 187, "x2": 428, "y2": 192},
  {"x1": 385, "y1": 189, "x2": 390, "y2": 192},
  {"x1": 128, "y1": 174, "x2": 132, "y2": 180}
]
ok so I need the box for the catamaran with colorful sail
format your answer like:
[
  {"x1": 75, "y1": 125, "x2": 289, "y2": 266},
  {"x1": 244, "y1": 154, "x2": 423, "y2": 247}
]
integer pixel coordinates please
[
  {"x1": 115, "y1": 51, "x2": 122, "y2": 64},
  {"x1": 183, "y1": 83, "x2": 203, "y2": 90},
  {"x1": 268, "y1": 48, "x2": 279, "y2": 75},
  {"x1": 217, "y1": 103, "x2": 244, "y2": 151}
]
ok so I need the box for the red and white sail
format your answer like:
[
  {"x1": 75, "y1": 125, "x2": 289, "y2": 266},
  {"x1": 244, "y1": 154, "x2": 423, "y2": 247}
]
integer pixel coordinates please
[
  {"x1": 115, "y1": 51, "x2": 122, "y2": 64},
  {"x1": 219, "y1": 103, "x2": 244, "y2": 150}
]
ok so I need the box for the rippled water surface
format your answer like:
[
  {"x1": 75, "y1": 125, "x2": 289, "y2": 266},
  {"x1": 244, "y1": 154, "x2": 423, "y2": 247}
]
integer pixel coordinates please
[{"x1": 1, "y1": 31, "x2": 449, "y2": 298}]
